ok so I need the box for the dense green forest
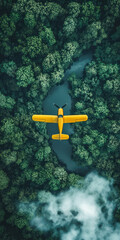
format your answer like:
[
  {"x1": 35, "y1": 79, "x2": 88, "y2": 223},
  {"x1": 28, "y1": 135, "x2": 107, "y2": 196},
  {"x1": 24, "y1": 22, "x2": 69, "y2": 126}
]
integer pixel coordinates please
[{"x1": 0, "y1": 0, "x2": 120, "y2": 239}]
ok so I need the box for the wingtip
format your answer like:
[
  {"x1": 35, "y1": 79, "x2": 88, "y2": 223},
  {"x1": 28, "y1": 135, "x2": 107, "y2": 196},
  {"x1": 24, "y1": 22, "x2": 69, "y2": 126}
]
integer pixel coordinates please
[{"x1": 32, "y1": 115, "x2": 35, "y2": 121}]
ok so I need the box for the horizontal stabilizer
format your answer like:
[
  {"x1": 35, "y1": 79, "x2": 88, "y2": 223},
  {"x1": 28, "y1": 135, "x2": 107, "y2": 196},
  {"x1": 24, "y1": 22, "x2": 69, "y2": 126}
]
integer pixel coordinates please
[{"x1": 52, "y1": 134, "x2": 69, "y2": 140}]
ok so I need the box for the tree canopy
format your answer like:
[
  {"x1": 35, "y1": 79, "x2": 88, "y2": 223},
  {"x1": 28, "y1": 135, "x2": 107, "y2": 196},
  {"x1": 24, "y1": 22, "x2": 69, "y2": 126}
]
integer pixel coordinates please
[{"x1": 0, "y1": 0, "x2": 120, "y2": 239}]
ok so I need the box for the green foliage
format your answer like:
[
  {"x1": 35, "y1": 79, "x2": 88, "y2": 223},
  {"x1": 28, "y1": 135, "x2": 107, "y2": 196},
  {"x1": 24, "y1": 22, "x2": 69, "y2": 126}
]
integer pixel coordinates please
[
  {"x1": 107, "y1": 135, "x2": 119, "y2": 153},
  {"x1": 96, "y1": 134, "x2": 107, "y2": 147},
  {"x1": 49, "y1": 177, "x2": 61, "y2": 191},
  {"x1": 31, "y1": 171, "x2": 39, "y2": 182},
  {"x1": 75, "y1": 102, "x2": 85, "y2": 111},
  {"x1": 42, "y1": 51, "x2": 61, "y2": 73},
  {"x1": 104, "y1": 78, "x2": 120, "y2": 95},
  {"x1": 63, "y1": 17, "x2": 76, "y2": 37},
  {"x1": 0, "y1": 39, "x2": 11, "y2": 56},
  {"x1": 51, "y1": 67, "x2": 64, "y2": 84},
  {"x1": 78, "y1": 1, "x2": 100, "y2": 28},
  {"x1": 0, "y1": 92, "x2": 15, "y2": 109},
  {"x1": 98, "y1": 63, "x2": 119, "y2": 80},
  {"x1": 0, "y1": 208, "x2": 5, "y2": 222},
  {"x1": 43, "y1": 2, "x2": 64, "y2": 21},
  {"x1": 37, "y1": 73, "x2": 50, "y2": 94},
  {"x1": 79, "y1": 21, "x2": 107, "y2": 48},
  {"x1": 35, "y1": 148, "x2": 44, "y2": 162},
  {"x1": 94, "y1": 42, "x2": 120, "y2": 63},
  {"x1": 83, "y1": 135, "x2": 94, "y2": 145},
  {"x1": 40, "y1": 27, "x2": 56, "y2": 46},
  {"x1": 61, "y1": 41, "x2": 79, "y2": 68},
  {"x1": 38, "y1": 190, "x2": 53, "y2": 203},
  {"x1": 0, "y1": 61, "x2": 17, "y2": 77},
  {"x1": 25, "y1": 36, "x2": 42, "y2": 58},
  {"x1": 67, "y1": 2, "x2": 80, "y2": 17},
  {"x1": 0, "y1": 0, "x2": 120, "y2": 238},
  {"x1": 68, "y1": 26, "x2": 119, "y2": 169},
  {"x1": 104, "y1": 0, "x2": 120, "y2": 21},
  {"x1": 1, "y1": 118, "x2": 14, "y2": 134},
  {"x1": 0, "y1": 170, "x2": 9, "y2": 190},
  {"x1": 0, "y1": 14, "x2": 15, "y2": 37},
  {"x1": 16, "y1": 65, "x2": 35, "y2": 87},
  {"x1": 111, "y1": 25, "x2": 120, "y2": 40},
  {"x1": 12, "y1": 0, "x2": 42, "y2": 18},
  {"x1": 94, "y1": 98, "x2": 109, "y2": 119},
  {"x1": 68, "y1": 173, "x2": 83, "y2": 187},
  {"x1": 1, "y1": 118, "x2": 24, "y2": 148},
  {"x1": 7, "y1": 215, "x2": 28, "y2": 229},
  {"x1": 75, "y1": 145, "x2": 89, "y2": 162},
  {"x1": 0, "y1": 150, "x2": 17, "y2": 165},
  {"x1": 24, "y1": 12, "x2": 36, "y2": 29},
  {"x1": 54, "y1": 167, "x2": 67, "y2": 181},
  {"x1": 44, "y1": 146, "x2": 51, "y2": 157}
]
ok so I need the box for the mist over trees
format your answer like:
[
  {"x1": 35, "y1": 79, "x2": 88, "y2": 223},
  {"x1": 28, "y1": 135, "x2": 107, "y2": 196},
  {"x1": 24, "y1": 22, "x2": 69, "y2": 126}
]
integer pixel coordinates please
[{"x1": 0, "y1": 0, "x2": 120, "y2": 239}]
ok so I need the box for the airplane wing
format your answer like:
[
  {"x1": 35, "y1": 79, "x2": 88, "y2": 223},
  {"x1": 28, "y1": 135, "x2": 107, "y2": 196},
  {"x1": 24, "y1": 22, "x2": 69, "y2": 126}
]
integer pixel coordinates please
[
  {"x1": 63, "y1": 115, "x2": 88, "y2": 123},
  {"x1": 32, "y1": 115, "x2": 58, "y2": 123}
]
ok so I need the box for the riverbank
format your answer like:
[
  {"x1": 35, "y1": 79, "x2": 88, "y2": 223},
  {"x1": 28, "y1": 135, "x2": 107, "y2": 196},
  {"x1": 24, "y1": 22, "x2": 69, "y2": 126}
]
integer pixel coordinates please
[{"x1": 43, "y1": 52, "x2": 92, "y2": 175}]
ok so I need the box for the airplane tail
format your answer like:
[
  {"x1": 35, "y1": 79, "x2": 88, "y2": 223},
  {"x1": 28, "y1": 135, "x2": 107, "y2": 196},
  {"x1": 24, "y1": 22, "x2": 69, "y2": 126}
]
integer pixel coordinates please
[{"x1": 52, "y1": 134, "x2": 69, "y2": 140}]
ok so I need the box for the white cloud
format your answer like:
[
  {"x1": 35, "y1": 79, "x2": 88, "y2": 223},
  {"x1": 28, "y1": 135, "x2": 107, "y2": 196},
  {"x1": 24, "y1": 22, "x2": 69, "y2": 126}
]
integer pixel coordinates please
[{"x1": 19, "y1": 173, "x2": 120, "y2": 240}]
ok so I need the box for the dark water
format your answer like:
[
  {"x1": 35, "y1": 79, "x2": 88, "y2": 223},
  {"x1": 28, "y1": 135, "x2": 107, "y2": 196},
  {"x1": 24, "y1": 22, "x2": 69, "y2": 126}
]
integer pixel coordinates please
[{"x1": 43, "y1": 53, "x2": 92, "y2": 174}]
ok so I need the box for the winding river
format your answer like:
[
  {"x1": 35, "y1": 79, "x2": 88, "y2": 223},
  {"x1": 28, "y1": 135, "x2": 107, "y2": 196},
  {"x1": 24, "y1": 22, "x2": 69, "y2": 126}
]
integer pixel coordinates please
[{"x1": 43, "y1": 52, "x2": 92, "y2": 175}]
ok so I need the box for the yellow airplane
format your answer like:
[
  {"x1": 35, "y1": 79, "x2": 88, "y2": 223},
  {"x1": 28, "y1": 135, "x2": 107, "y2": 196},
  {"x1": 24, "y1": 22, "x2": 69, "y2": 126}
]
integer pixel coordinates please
[{"x1": 32, "y1": 104, "x2": 88, "y2": 140}]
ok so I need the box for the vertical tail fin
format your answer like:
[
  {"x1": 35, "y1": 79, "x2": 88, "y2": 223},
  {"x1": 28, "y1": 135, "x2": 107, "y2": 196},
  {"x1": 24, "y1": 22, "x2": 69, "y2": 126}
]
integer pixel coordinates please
[{"x1": 52, "y1": 134, "x2": 69, "y2": 140}]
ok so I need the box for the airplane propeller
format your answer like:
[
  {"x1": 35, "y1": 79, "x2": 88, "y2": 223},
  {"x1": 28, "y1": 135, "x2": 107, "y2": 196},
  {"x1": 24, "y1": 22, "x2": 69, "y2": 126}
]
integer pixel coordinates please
[
  {"x1": 53, "y1": 103, "x2": 67, "y2": 109},
  {"x1": 62, "y1": 103, "x2": 67, "y2": 109},
  {"x1": 53, "y1": 103, "x2": 60, "y2": 108}
]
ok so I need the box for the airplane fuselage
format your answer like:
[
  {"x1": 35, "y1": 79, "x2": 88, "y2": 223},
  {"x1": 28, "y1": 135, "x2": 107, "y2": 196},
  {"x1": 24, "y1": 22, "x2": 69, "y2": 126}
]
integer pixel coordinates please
[{"x1": 58, "y1": 108, "x2": 64, "y2": 136}]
